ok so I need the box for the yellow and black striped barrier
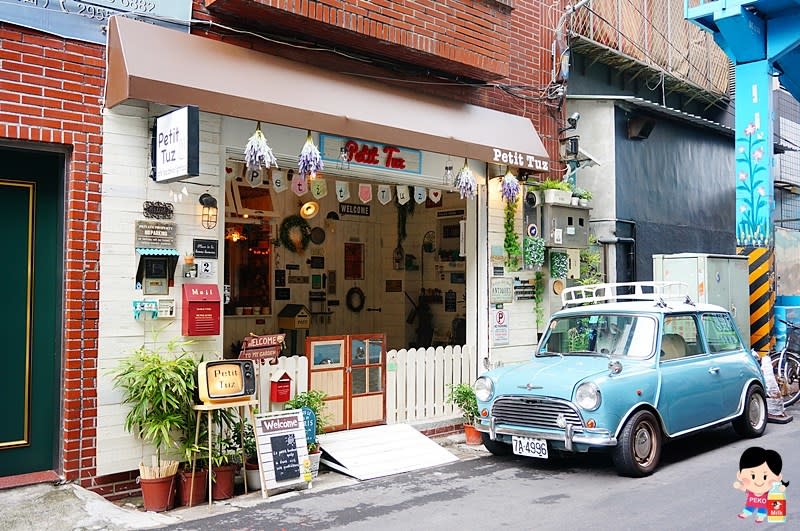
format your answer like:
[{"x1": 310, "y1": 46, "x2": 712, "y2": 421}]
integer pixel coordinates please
[{"x1": 738, "y1": 246, "x2": 774, "y2": 356}]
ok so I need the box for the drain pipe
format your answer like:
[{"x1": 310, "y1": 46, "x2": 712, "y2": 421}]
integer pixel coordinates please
[{"x1": 590, "y1": 218, "x2": 637, "y2": 282}]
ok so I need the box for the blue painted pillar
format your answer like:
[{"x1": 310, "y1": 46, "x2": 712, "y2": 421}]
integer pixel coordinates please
[{"x1": 734, "y1": 60, "x2": 773, "y2": 247}]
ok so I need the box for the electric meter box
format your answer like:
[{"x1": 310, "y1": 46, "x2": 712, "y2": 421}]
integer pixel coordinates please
[
  {"x1": 653, "y1": 253, "x2": 750, "y2": 348},
  {"x1": 535, "y1": 204, "x2": 590, "y2": 249}
]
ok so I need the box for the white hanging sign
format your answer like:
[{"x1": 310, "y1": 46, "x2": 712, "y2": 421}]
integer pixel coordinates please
[
  {"x1": 335, "y1": 181, "x2": 351, "y2": 202},
  {"x1": 414, "y1": 186, "x2": 427, "y2": 204},
  {"x1": 271, "y1": 169, "x2": 288, "y2": 193},
  {"x1": 428, "y1": 189, "x2": 442, "y2": 204},
  {"x1": 377, "y1": 185, "x2": 393, "y2": 205},
  {"x1": 396, "y1": 185, "x2": 410, "y2": 205}
]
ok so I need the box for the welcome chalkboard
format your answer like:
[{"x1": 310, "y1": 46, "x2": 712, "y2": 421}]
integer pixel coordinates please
[
  {"x1": 254, "y1": 410, "x2": 311, "y2": 494},
  {"x1": 270, "y1": 434, "x2": 300, "y2": 482}
]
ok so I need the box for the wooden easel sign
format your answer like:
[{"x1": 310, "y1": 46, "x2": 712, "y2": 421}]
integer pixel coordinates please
[{"x1": 254, "y1": 409, "x2": 311, "y2": 496}]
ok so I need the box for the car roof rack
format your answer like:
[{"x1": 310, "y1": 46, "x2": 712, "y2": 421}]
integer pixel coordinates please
[{"x1": 561, "y1": 281, "x2": 691, "y2": 307}]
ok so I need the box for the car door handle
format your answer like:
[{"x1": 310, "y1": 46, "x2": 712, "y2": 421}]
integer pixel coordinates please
[{"x1": 708, "y1": 367, "x2": 720, "y2": 374}]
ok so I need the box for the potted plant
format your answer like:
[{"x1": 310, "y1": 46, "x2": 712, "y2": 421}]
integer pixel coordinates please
[
  {"x1": 536, "y1": 179, "x2": 573, "y2": 205},
  {"x1": 575, "y1": 187, "x2": 593, "y2": 207},
  {"x1": 238, "y1": 416, "x2": 262, "y2": 492},
  {"x1": 111, "y1": 338, "x2": 199, "y2": 512},
  {"x1": 446, "y1": 383, "x2": 482, "y2": 445},
  {"x1": 176, "y1": 429, "x2": 208, "y2": 508},
  {"x1": 209, "y1": 410, "x2": 241, "y2": 500},
  {"x1": 285, "y1": 390, "x2": 329, "y2": 478}
]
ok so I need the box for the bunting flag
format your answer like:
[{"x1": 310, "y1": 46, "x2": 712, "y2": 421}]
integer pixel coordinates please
[
  {"x1": 246, "y1": 167, "x2": 263, "y2": 187},
  {"x1": 359, "y1": 183, "x2": 373, "y2": 203},
  {"x1": 428, "y1": 189, "x2": 442, "y2": 204},
  {"x1": 310, "y1": 179, "x2": 328, "y2": 199},
  {"x1": 271, "y1": 169, "x2": 288, "y2": 193},
  {"x1": 335, "y1": 181, "x2": 351, "y2": 202},
  {"x1": 291, "y1": 173, "x2": 308, "y2": 196},
  {"x1": 414, "y1": 186, "x2": 427, "y2": 204},
  {"x1": 377, "y1": 184, "x2": 393, "y2": 205},
  {"x1": 396, "y1": 185, "x2": 410, "y2": 205}
]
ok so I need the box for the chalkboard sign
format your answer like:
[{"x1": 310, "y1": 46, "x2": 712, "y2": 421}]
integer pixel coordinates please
[
  {"x1": 271, "y1": 434, "x2": 300, "y2": 482},
  {"x1": 254, "y1": 410, "x2": 311, "y2": 493}
]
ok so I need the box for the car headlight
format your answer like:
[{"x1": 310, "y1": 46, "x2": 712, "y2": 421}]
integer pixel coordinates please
[
  {"x1": 575, "y1": 382, "x2": 601, "y2": 411},
  {"x1": 473, "y1": 377, "x2": 494, "y2": 402}
]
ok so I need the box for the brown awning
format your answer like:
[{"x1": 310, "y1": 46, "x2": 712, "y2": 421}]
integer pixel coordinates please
[{"x1": 106, "y1": 17, "x2": 550, "y2": 171}]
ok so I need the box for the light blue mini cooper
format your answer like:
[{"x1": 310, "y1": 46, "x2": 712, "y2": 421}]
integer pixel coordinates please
[{"x1": 473, "y1": 282, "x2": 767, "y2": 477}]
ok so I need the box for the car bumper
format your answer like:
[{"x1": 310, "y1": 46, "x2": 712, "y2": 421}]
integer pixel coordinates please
[{"x1": 474, "y1": 417, "x2": 617, "y2": 451}]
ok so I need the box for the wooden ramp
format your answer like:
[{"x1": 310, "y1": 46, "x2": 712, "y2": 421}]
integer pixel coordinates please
[{"x1": 318, "y1": 424, "x2": 459, "y2": 480}]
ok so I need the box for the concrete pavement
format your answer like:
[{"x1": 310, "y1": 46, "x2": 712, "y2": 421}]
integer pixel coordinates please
[{"x1": 0, "y1": 433, "x2": 479, "y2": 531}]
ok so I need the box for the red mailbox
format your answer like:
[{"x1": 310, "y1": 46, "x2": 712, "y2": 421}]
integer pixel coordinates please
[
  {"x1": 182, "y1": 284, "x2": 221, "y2": 336},
  {"x1": 270, "y1": 372, "x2": 292, "y2": 402}
]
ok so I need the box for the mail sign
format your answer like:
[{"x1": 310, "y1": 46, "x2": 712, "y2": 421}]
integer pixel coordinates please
[{"x1": 154, "y1": 106, "x2": 200, "y2": 183}]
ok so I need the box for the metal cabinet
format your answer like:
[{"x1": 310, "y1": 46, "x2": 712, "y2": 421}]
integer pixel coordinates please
[{"x1": 653, "y1": 253, "x2": 751, "y2": 348}]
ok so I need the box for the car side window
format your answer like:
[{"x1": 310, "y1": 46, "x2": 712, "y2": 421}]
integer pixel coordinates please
[
  {"x1": 701, "y1": 313, "x2": 743, "y2": 353},
  {"x1": 661, "y1": 315, "x2": 701, "y2": 360}
]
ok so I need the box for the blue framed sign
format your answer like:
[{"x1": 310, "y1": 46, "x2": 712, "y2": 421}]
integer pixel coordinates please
[{"x1": 0, "y1": 1, "x2": 192, "y2": 44}]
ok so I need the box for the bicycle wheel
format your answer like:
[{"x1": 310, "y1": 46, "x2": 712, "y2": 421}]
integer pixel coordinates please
[{"x1": 779, "y1": 353, "x2": 800, "y2": 407}]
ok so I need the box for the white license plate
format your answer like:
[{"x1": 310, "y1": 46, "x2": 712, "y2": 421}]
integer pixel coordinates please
[{"x1": 512, "y1": 436, "x2": 548, "y2": 459}]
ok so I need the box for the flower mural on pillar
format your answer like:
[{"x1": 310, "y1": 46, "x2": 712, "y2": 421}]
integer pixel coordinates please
[{"x1": 736, "y1": 121, "x2": 769, "y2": 246}]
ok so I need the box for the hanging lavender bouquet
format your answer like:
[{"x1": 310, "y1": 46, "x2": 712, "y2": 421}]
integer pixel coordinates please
[
  {"x1": 298, "y1": 131, "x2": 324, "y2": 177},
  {"x1": 454, "y1": 160, "x2": 476, "y2": 199},
  {"x1": 244, "y1": 122, "x2": 277, "y2": 171},
  {"x1": 501, "y1": 169, "x2": 520, "y2": 203}
]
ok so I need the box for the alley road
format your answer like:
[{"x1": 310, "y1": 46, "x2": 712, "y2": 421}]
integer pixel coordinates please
[{"x1": 164, "y1": 407, "x2": 800, "y2": 531}]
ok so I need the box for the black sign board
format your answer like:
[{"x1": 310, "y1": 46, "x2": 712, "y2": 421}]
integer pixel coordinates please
[
  {"x1": 339, "y1": 203, "x2": 371, "y2": 216},
  {"x1": 445, "y1": 290, "x2": 457, "y2": 312},
  {"x1": 309, "y1": 256, "x2": 325, "y2": 269},
  {"x1": 275, "y1": 270, "x2": 286, "y2": 287},
  {"x1": 193, "y1": 239, "x2": 218, "y2": 259},
  {"x1": 143, "y1": 201, "x2": 174, "y2": 220},
  {"x1": 270, "y1": 434, "x2": 300, "y2": 482},
  {"x1": 275, "y1": 288, "x2": 291, "y2": 300}
]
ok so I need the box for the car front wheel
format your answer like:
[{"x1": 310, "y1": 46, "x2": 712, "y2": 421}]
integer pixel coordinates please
[
  {"x1": 481, "y1": 432, "x2": 513, "y2": 456},
  {"x1": 612, "y1": 410, "x2": 661, "y2": 477},
  {"x1": 732, "y1": 385, "x2": 767, "y2": 438}
]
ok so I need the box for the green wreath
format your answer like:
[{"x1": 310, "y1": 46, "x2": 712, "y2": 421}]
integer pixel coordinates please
[{"x1": 279, "y1": 214, "x2": 311, "y2": 254}]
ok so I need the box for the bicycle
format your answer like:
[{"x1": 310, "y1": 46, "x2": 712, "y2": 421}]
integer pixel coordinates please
[{"x1": 768, "y1": 318, "x2": 800, "y2": 407}]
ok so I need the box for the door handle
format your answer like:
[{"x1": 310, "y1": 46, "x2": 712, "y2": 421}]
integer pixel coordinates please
[
  {"x1": 367, "y1": 307, "x2": 382, "y2": 312},
  {"x1": 708, "y1": 367, "x2": 720, "y2": 374}
]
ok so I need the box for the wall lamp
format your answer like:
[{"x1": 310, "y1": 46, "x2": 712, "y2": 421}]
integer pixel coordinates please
[{"x1": 199, "y1": 193, "x2": 218, "y2": 229}]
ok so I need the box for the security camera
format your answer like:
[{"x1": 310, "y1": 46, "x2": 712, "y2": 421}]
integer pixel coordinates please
[{"x1": 567, "y1": 112, "x2": 581, "y2": 128}]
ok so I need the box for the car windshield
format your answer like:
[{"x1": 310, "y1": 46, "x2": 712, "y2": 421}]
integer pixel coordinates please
[{"x1": 538, "y1": 313, "x2": 657, "y2": 359}]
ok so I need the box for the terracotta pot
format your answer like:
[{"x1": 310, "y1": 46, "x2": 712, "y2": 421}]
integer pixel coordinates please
[
  {"x1": 177, "y1": 468, "x2": 208, "y2": 507},
  {"x1": 139, "y1": 474, "x2": 176, "y2": 512},
  {"x1": 211, "y1": 464, "x2": 239, "y2": 500},
  {"x1": 464, "y1": 423, "x2": 483, "y2": 446}
]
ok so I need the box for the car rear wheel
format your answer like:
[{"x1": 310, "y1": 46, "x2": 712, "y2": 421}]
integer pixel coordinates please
[
  {"x1": 732, "y1": 385, "x2": 767, "y2": 438},
  {"x1": 481, "y1": 432, "x2": 513, "y2": 456},
  {"x1": 612, "y1": 410, "x2": 661, "y2": 477}
]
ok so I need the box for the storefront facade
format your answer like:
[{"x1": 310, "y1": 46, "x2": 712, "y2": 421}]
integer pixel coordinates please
[{"x1": 96, "y1": 15, "x2": 551, "y2": 479}]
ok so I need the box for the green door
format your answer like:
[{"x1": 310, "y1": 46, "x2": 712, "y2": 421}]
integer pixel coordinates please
[{"x1": 0, "y1": 148, "x2": 62, "y2": 476}]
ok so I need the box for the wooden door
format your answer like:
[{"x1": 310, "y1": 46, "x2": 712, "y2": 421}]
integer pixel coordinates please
[{"x1": 0, "y1": 149, "x2": 62, "y2": 477}]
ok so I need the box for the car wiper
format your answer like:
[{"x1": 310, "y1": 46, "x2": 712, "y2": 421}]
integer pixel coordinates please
[
  {"x1": 569, "y1": 351, "x2": 604, "y2": 357},
  {"x1": 536, "y1": 351, "x2": 564, "y2": 358}
]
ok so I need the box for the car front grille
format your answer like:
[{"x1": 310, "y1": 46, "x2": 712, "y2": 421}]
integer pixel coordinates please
[{"x1": 491, "y1": 396, "x2": 584, "y2": 430}]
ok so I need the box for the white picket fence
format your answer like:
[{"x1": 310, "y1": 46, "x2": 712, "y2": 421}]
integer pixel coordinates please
[{"x1": 255, "y1": 345, "x2": 476, "y2": 424}]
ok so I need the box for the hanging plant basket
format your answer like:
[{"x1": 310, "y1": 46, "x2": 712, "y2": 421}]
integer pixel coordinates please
[{"x1": 279, "y1": 214, "x2": 311, "y2": 254}]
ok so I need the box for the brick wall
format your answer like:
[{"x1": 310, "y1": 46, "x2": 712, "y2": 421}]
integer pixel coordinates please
[
  {"x1": 195, "y1": 0, "x2": 564, "y2": 176},
  {"x1": 0, "y1": 22, "x2": 110, "y2": 493}
]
